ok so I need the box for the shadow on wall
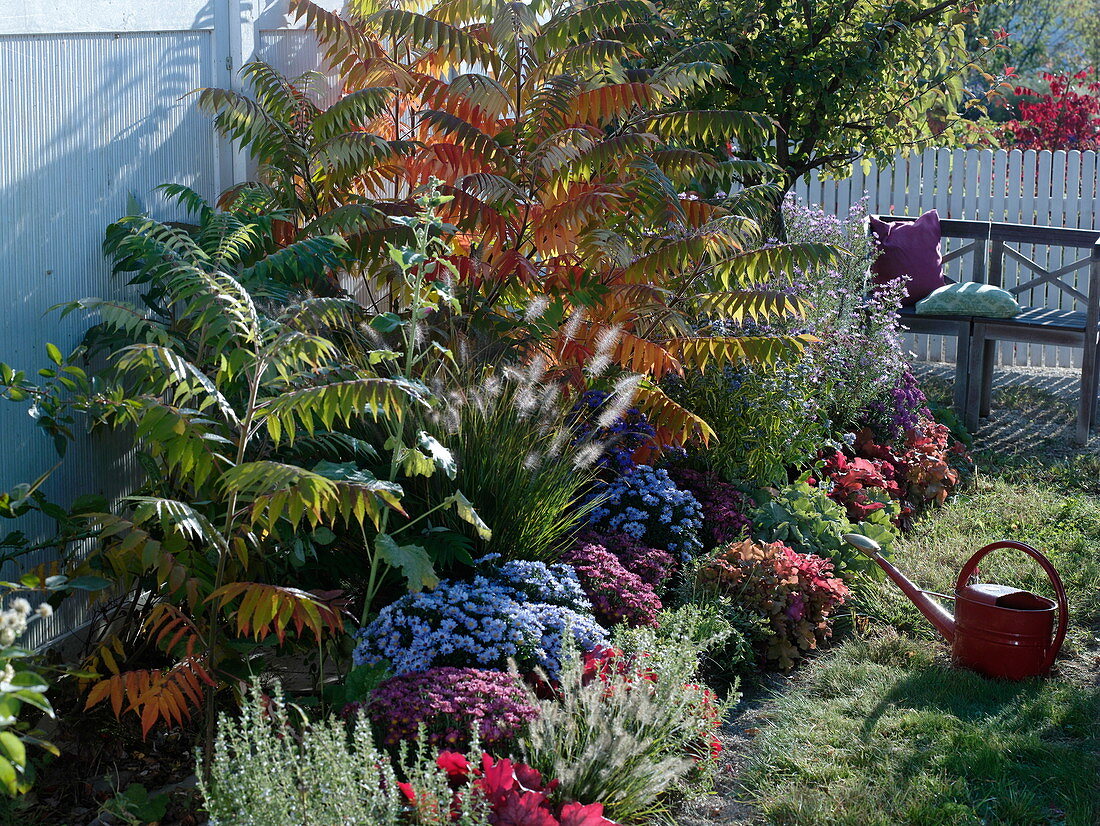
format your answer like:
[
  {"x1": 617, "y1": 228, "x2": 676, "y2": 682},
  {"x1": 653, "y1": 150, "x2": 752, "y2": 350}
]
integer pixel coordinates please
[{"x1": 0, "y1": 2, "x2": 225, "y2": 642}]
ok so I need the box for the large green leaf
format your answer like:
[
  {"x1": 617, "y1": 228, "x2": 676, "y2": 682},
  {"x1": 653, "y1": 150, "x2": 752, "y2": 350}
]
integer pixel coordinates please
[{"x1": 374, "y1": 532, "x2": 439, "y2": 592}]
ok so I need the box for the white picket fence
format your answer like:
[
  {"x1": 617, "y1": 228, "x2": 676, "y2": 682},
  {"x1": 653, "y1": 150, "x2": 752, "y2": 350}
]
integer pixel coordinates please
[{"x1": 793, "y1": 148, "x2": 1100, "y2": 368}]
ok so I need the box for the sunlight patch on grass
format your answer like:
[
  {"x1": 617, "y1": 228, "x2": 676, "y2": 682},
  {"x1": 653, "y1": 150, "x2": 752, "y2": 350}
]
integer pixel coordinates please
[
  {"x1": 742, "y1": 632, "x2": 1099, "y2": 826},
  {"x1": 741, "y1": 473, "x2": 1100, "y2": 825}
]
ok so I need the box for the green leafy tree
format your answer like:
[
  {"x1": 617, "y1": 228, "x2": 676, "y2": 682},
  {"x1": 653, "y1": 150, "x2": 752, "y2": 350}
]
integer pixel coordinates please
[{"x1": 657, "y1": 0, "x2": 1004, "y2": 197}]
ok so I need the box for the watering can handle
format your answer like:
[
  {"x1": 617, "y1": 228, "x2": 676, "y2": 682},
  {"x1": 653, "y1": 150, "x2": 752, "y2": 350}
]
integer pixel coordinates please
[{"x1": 956, "y1": 540, "x2": 1068, "y2": 675}]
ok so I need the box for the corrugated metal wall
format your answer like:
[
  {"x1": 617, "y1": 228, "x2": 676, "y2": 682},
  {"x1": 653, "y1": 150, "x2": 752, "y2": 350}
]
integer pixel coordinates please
[{"x1": 0, "y1": 1, "x2": 336, "y2": 647}]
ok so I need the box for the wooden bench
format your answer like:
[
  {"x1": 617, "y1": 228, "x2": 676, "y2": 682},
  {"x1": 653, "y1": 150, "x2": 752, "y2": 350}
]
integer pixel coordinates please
[{"x1": 879, "y1": 217, "x2": 1100, "y2": 445}]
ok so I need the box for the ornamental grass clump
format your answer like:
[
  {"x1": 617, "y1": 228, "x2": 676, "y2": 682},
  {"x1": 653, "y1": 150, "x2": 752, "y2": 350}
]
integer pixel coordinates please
[
  {"x1": 696, "y1": 539, "x2": 850, "y2": 670},
  {"x1": 588, "y1": 466, "x2": 703, "y2": 561},
  {"x1": 353, "y1": 560, "x2": 605, "y2": 678},
  {"x1": 418, "y1": 368, "x2": 604, "y2": 562},
  {"x1": 519, "y1": 637, "x2": 729, "y2": 824},
  {"x1": 361, "y1": 667, "x2": 538, "y2": 749}
]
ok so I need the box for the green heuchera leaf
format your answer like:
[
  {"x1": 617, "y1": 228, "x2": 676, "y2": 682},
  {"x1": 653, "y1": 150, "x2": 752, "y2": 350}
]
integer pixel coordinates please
[
  {"x1": 753, "y1": 480, "x2": 899, "y2": 577},
  {"x1": 449, "y1": 491, "x2": 491, "y2": 540},
  {"x1": 416, "y1": 431, "x2": 455, "y2": 480},
  {"x1": 375, "y1": 532, "x2": 438, "y2": 592}
]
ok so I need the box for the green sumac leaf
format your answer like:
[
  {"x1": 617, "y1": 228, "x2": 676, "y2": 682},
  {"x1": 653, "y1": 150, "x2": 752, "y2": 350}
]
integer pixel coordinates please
[
  {"x1": 369, "y1": 312, "x2": 403, "y2": 333},
  {"x1": 45, "y1": 343, "x2": 63, "y2": 366},
  {"x1": 374, "y1": 533, "x2": 438, "y2": 592},
  {"x1": 0, "y1": 732, "x2": 25, "y2": 769},
  {"x1": 0, "y1": 753, "x2": 15, "y2": 795},
  {"x1": 63, "y1": 575, "x2": 113, "y2": 592}
]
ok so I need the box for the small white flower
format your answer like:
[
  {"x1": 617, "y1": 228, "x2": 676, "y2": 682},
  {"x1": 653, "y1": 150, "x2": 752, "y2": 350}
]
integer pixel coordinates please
[
  {"x1": 36, "y1": 603, "x2": 53, "y2": 619},
  {"x1": 10, "y1": 598, "x2": 31, "y2": 615}
]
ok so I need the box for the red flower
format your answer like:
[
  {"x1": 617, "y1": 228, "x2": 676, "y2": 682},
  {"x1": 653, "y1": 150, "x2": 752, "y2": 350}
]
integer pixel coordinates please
[{"x1": 437, "y1": 751, "x2": 471, "y2": 778}]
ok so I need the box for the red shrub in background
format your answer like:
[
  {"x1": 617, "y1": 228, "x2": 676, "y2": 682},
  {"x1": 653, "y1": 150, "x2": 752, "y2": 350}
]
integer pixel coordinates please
[
  {"x1": 851, "y1": 416, "x2": 971, "y2": 511},
  {"x1": 999, "y1": 69, "x2": 1100, "y2": 150}
]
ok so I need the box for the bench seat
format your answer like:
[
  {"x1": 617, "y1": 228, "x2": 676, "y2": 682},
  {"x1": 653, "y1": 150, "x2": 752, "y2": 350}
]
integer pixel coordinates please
[{"x1": 900, "y1": 305, "x2": 1086, "y2": 331}]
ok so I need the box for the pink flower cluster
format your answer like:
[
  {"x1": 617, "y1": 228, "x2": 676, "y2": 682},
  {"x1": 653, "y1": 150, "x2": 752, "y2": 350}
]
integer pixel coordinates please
[
  {"x1": 575, "y1": 530, "x2": 676, "y2": 590},
  {"x1": 563, "y1": 541, "x2": 662, "y2": 627},
  {"x1": 666, "y1": 468, "x2": 754, "y2": 549},
  {"x1": 360, "y1": 666, "x2": 539, "y2": 748},
  {"x1": 401, "y1": 751, "x2": 615, "y2": 826}
]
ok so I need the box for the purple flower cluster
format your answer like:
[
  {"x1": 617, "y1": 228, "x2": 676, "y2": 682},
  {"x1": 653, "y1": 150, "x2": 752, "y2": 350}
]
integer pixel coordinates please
[
  {"x1": 588, "y1": 465, "x2": 703, "y2": 560},
  {"x1": 884, "y1": 368, "x2": 932, "y2": 440},
  {"x1": 577, "y1": 530, "x2": 677, "y2": 589},
  {"x1": 562, "y1": 540, "x2": 662, "y2": 627},
  {"x1": 666, "y1": 468, "x2": 755, "y2": 549},
  {"x1": 353, "y1": 559, "x2": 606, "y2": 679},
  {"x1": 780, "y1": 197, "x2": 913, "y2": 432},
  {"x1": 360, "y1": 666, "x2": 539, "y2": 748},
  {"x1": 569, "y1": 389, "x2": 657, "y2": 475},
  {"x1": 360, "y1": 664, "x2": 536, "y2": 747}
]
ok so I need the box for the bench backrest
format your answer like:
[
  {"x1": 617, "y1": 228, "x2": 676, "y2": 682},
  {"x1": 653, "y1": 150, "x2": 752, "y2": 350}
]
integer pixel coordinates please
[{"x1": 874, "y1": 216, "x2": 1100, "y2": 317}]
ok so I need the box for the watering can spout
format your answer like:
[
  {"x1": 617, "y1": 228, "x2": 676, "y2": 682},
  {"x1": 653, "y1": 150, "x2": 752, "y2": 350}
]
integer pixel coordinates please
[{"x1": 842, "y1": 534, "x2": 957, "y2": 642}]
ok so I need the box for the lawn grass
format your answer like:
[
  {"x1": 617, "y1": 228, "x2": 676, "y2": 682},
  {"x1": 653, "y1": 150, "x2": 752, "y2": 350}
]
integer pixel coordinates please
[{"x1": 739, "y1": 410, "x2": 1100, "y2": 824}]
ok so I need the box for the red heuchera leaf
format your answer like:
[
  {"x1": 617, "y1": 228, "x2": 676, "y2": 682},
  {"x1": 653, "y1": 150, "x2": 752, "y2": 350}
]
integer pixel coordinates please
[
  {"x1": 492, "y1": 791, "x2": 559, "y2": 826},
  {"x1": 479, "y1": 754, "x2": 518, "y2": 806},
  {"x1": 514, "y1": 761, "x2": 546, "y2": 792},
  {"x1": 408, "y1": 751, "x2": 619, "y2": 826},
  {"x1": 558, "y1": 801, "x2": 616, "y2": 826}
]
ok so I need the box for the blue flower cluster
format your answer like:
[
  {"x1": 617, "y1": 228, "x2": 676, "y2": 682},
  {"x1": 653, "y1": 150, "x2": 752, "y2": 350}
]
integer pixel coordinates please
[
  {"x1": 569, "y1": 389, "x2": 657, "y2": 475},
  {"x1": 588, "y1": 465, "x2": 703, "y2": 560},
  {"x1": 353, "y1": 558, "x2": 606, "y2": 679}
]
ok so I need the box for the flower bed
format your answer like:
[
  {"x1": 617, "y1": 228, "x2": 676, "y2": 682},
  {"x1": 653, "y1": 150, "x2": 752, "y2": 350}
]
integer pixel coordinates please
[{"x1": 0, "y1": 9, "x2": 978, "y2": 819}]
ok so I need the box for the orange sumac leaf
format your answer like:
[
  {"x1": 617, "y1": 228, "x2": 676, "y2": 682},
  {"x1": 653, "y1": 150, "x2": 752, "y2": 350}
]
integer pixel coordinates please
[{"x1": 207, "y1": 583, "x2": 345, "y2": 644}]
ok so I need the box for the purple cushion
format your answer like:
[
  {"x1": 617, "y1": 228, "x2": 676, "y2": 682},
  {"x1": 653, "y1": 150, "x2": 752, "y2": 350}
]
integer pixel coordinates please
[{"x1": 870, "y1": 210, "x2": 945, "y2": 306}]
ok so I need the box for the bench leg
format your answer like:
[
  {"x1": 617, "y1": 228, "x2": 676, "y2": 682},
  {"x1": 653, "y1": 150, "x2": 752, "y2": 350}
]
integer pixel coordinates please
[
  {"x1": 952, "y1": 328, "x2": 971, "y2": 417},
  {"x1": 965, "y1": 331, "x2": 986, "y2": 434},
  {"x1": 1078, "y1": 338, "x2": 1098, "y2": 445},
  {"x1": 1092, "y1": 340, "x2": 1100, "y2": 429},
  {"x1": 979, "y1": 340, "x2": 996, "y2": 418}
]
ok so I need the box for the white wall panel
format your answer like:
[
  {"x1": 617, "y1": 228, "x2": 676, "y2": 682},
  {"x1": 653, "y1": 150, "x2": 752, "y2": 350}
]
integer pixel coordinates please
[{"x1": 0, "y1": 29, "x2": 216, "y2": 645}]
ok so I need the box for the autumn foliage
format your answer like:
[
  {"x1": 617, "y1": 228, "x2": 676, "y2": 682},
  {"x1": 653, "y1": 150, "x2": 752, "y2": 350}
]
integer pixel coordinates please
[{"x1": 998, "y1": 69, "x2": 1100, "y2": 150}]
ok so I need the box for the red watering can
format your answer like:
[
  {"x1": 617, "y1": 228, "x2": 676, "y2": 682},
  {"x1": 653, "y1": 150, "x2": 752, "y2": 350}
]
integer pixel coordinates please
[{"x1": 843, "y1": 535, "x2": 1068, "y2": 681}]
